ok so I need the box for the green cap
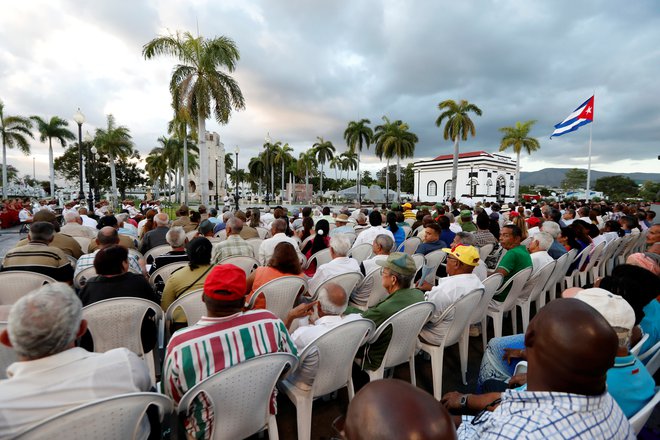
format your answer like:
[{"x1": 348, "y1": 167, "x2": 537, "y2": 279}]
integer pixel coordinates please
[
  {"x1": 460, "y1": 209, "x2": 472, "y2": 218},
  {"x1": 376, "y1": 252, "x2": 417, "y2": 276}
]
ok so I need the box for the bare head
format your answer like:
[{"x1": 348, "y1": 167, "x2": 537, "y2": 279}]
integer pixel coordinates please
[
  {"x1": 166, "y1": 226, "x2": 187, "y2": 248},
  {"x1": 329, "y1": 234, "x2": 351, "y2": 258},
  {"x1": 372, "y1": 234, "x2": 394, "y2": 256},
  {"x1": 317, "y1": 283, "x2": 349, "y2": 316},
  {"x1": 64, "y1": 211, "x2": 82, "y2": 224},
  {"x1": 154, "y1": 212, "x2": 169, "y2": 227}
]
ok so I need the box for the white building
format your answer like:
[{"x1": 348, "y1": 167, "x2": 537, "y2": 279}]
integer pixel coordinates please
[
  {"x1": 189, "y1": 131, "x2": 226, "y2": 203},
  {"x1": 413, "y1": 150, "x2": 518, "y2": 203}
]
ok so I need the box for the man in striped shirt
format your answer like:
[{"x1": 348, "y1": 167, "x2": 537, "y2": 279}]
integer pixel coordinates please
[{"x1": 162, "y1": 264, "x2": 297, "y2": 440}]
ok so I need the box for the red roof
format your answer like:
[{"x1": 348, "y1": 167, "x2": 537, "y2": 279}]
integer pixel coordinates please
[{"x1": 432, "y1": 150, "x2": 491, "y2": 161}]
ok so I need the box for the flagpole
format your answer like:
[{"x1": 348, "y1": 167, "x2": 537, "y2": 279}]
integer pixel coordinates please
[{"x1": 585, "y1": 122, "x2": 593, "y2": 202}]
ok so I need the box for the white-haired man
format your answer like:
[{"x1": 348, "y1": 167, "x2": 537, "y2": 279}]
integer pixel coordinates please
[
  {"x1": 527, "y1": 231, "x2": 554, "y2": 274},
  {"x1": 149, "y1": 226, "x2": 189, "y2": 274},
  {"x1": 307, "y1": 234, "x2": 361, "y2": 293},
  {"x1": 60, "y1": 211, "x2": 97, "y2": 239},
  {"x1": 0, "y1": 283, "x2": 151, "y2": 437},
  {"x1": 139, "y1": 212, "x2": 170, "y2": 254},
  {"x1": 540, "y1": 220, "x2": 567, "y2": 260},
  {"x1": 258, "y1": 218, "x2": 304, "y2": 265}
]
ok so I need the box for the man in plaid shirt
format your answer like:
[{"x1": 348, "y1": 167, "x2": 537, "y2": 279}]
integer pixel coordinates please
[{"x1": 210, "y1": 217, "x2": 253, "y2": 264}]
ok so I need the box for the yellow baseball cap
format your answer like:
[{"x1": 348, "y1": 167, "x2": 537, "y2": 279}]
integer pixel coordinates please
[{"x1": 441, "y1": 245, "x2": 480, "y2": 266}]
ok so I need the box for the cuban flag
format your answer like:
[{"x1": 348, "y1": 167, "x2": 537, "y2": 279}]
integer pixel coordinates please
[{"x1": 550, "y1": 95, "x2": 594, "y2": 138}]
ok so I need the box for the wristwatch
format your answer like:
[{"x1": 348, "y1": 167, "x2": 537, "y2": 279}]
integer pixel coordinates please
[{"x1": 459, "y1": 394, "x2": 469, "y2": 409}]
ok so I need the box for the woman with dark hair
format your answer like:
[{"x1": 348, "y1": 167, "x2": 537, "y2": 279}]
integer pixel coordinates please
[
  {"x1": 558, "y1": 227, "x2": 581, "y2": 251},
  {"x1": 297, "y1": 216, "x2": 314, "y2": 242},
  {"x1": 386, "y1": 211, "x2": 405, "y2": 249},
  {"x1": 245, "y1": 241, "x2": 305, "y2": 309},
  {"x1": 138, "y1": 208, "x2": 157, "y2": 239},
  {"x1": 620, "y1": 215, "x2": 641, "y2": 235},
  {"x1": 161, "y1": 237, "x2": 214, "y2": 322},
  {"x1": 189, "y1": 211, "x2": 201, "y2": 231},
  {"x1": 570, "y1": 220, "x2": 593, "y2": 250},
  {"x1": 302, "y1": 219, "x2": 330, "y2": 276},
  {"x1": 249, "y1": 208, "x2": 261, "y2": 228}
]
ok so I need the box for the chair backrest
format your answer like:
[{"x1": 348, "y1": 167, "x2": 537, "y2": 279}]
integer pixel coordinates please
[
  {"x1": 128, "y1": 248, "x2": 144, "y2": 261},
  {"x1": 347, "y1": 243, "x2": 373, "y2": 264},
  {"x1": 418, "y1": 250, "x2": 447, "y2": 286},
  {"x1": 304, "y1": 248, "x2": 332, "y2": 270},
  {"x1": 401, "y1": 225, "x2": 412, "y2": 239},
  {"x1": 0, "y1": 321, "x2": 17, "y2": 380},
  {"x1": 312, "y1": 272, "x2": 364, "y2": 300},
  {"x1": 629, "y1": 387, "x2": 660, "y2": 434},
  {"x1": 641, "y1": 340, "x2": 660, "y2": 376},
  {"x1": 164, "y1": 289, "x2": 206, "y2": 330},
  {"x1": 301, "y1": 319, "x2": 375, "y2": 397},
  {"x1": 581, "y1": 241, "x2": 606, "y2": 273},
  {"x1": 630, "y1": 333, "x2": 650, "y2": 357},
  {"x1": 0, "y1": 271, "x2": 56, "y2": 305},
  {"x1": 73, "y1": 237, "x2": 91, "y2": 254},
  {"x1": 82, "y1": 297, "x2": 163, "y2": 356},
  {"x1": 148, "y1": 261, "x2": 188, "y2": 288},
  {"x1": 74, "y1": 266, "x2": 97, "y2": 289},
  {"x1": 443, "y1": 289, "x2": 484, "y2": 346},
  {"x1": 411, "y1": 254, "x2": 425, "y2": 271},
  {"x1": 397, "y1": 236, "x2": 422, "y2": 255},
  {"x1": 144, "y1": 244, "x2": 171, "y2": 264},
  {"x1": 245, "y1": 238, "x2": 263, "y2": 259},
  {"x1": 299, "y1": 235, "x2": 314, "y2": 252},
  {"x1": 413, "y1": 225, "x2": 424, "y2": 237},
  {"x1": 185, "y1": 230, "x2": 199, "y2": 241},
  {"x1": 12, "y1": 392, "x2": 172, "y2": 440},
  {"x1": 519, "y1": 261, "x2": 556, "y2": 303},
  {"x1": 494, "y1": 267, "x2": 533, "y2": 311},
  {"x1": 358, "y1": 268, "x2": 389, "y2": 308},
  {"x1": 255, "y1": 226, "x2": 271, "y2": 239},
  {"x1": 547, "y1": 251, "x2": 571, "y2": 289},
  {"x1": 218, "y1": 256, "x2": 260, "y2": 277},
  {"x1": 368, "y1": 301, "x2": 435, "y2": 370},
  {"x1": 469, "y1": 274, "x2": 502, "y2": 325},
  {"x1": 478, "y1": 243, "x2": 494, "y2": 262},
  {"x1": 214, "y1": 229, "x2": 228, "y2": 241},
  {"x1": 177, "y1": 353, "x2": 296, "y2": 440},
  {"x1": 247, "y1": 276, "x2": 308, "y2": 321}
]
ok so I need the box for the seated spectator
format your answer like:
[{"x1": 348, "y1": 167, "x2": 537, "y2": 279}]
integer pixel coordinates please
[
  {"x1": 1, "y1": 221, "x2": 74, "y2": 283},
  {"x1": 189, "y1": 211, "x2": 201, "y2": 232},
  {"x1": 307, "y1": 235, "x2": 360, "y2": 294},
  {"x1": 171, "y1": 205, "x2": 195, "y2": 232},
  {"x1": 211, "y1": 217, "x2": 253, "y2": 264},
  {"x1": 60, "y1": 211, "x2": 97, "y2": 239},
  {"x1": 75, "y1": 226, "x2": 145, "y2": 278},
  {"x1": 330, "y1": 213, "x2": 354, "y2": 236},
  {"x1": 245, "y1": 242, "x2": 305, "y2": 310},
  {"x1": 149, "y1": 226, "x2": 189, "y2": 275},
  {"x1": 303, "y1": 219, "x2": 330, "y2": 277},
  {"x1": 0, "y1": 283, "x2": 151, "y2": 438},
  {"x1": 89, "y1": 215, "x2": 137, "y2": 252},
  {"x1": 14, "y1": 210, "x2": 82, "y2": 258},
  {"x1": 540, "y1": 220, "x2": 567, "y2": 260},
  {"x1": 116, "y1": 213, "x2": 138, "y2": 238},
  {"x1": 139, "y1": 212, "x2": 169, "y2": 254},
  {"x1": 196, "y1": 219, "x2": 218, "y2": 242},
  {"x1": 137, "y1": 209, "x2": 156, "y2": 239},
  {"x1": 527, "y1": 231, "x2": 554, "y2": 274},
  {"x1": 438, "y1": 215, "x2": 456, "y2": 248},
  {"x1": 459, "y1": 210, "x2": 477, "y2": 232},
  {"x1": 161, "y1": 238, "x2": 214, "y2": 325},
  {"x1": 360, "y1": 234, "x2": 394, "y2": 275},
  {"x1": 344, "y1": 379, "x2": 457, "y2": 440},
  {"x1": 415, "y1": 222, "x2": 447, "y2": 256},
  {"x1": 258, "y1": 218, "x2": 304, "y2": 265},
  {"x1": 626, "y1": 252, "x2": 660, "y2": 276},
  {"x1": 234, "y1": 210, "x2": 259, "y2": 239},
  {"x1": 493, "y1": 225, "x2": 532, "y2": 301},
  {"x1": 474, "y1": 212, "x2": 498, "y2": 248},
  {"x1": 386, "y1": 211, "x2": 405, "y2": 250},
  {"x1": 352, "y1": 211, "x2": 394, "y2": 248},
  {"x1": 450, "y1": 232, "x2": 488, "y2": 281},
  {"x1": 162, "y1": 264, "x2": 297, "y2": 439},
  {"x1": 283, "y1": 283, "x2": 362, "y2": 390}
]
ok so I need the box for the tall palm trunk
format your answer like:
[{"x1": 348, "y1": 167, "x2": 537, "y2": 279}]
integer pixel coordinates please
[
  {"x1": 451, "y1": 136, "x2": 459, "y2": 200},
  {"x1": 385, "y1": 158, "x2": 390, "y2": 205},
  {"x1": 396, "y1": 156, "x2": 401, "y2": 202},
  {"x1": 197, "y1": 108, "x2": 209, "y2": 205},
  {"x1": 305, "y1": 167, "x2": 310, "y2": 201},
  {"x1": 183, "y1": 126, "x2": 189, "y2": 205},
  {"x1": 281, "y1": 163, "x2": 285, "y2": 200},
  {"x1": 109, "y1": 152, "x2": 118, "y2": 207},
  {"x1": 48, "y1": 138, "x2": 55, "y2": 196},
  {"x1": 514, "y1": 150, "x2": 521, "y2": 202},
  {"x1": 270, "y1": 165, "x2": 275, "y2": 202},
  {"x1": 319, "y1": 163, "x2": 324, "y2": 197},
  {"x1": 2, "y1": 139, "x2": 7, "y2": 199},
  {"x1": 356, "y1": 150, "x2": 361, "y2": 205}
]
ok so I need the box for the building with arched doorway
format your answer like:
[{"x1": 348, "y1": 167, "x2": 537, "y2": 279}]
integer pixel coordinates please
[
  {"x1": 188, "y1": 131, "x2": 226, "y2": 204},
  {"x1": 413, "y1": 151, "x2": 517, "y2": 203}
]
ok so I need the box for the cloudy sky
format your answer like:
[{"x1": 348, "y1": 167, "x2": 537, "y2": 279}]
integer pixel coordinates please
[{"x1": 1, "y1": 0, "x2": 659, "y2": 183}]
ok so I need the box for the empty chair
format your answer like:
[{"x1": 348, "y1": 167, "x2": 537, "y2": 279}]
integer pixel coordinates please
[
  {"x1": 309, "y1": 272, "x2": 363, "y2": 301},
  {"x1": 539, "y1": 250, "x2": 573, "y2": 307},
  {"x1": 482, "y1": 267, "x2": 533, "y2": 340},
  {"x1": 164, "y1": 289, "x2": 206, "y2": 339},
  {"x1": 461, "y1": 273, "x2": 502, "y2": 357},
  {"x1": 629, "y1": 388, "x2": 660, "y2": 435},
  {"x1": 347, "y1": 243, "x2": 372, "y2": 264},
  {"x1": 361, "y1": 301, "x2": 435, "y2": 384},
  {"x1": 74, "y1": 266, "x2": 97, "y2": 289},
  {"x1": 418, "y1": 289, "x2": 483, "y2": 399},
  {"x1": 350, "y1": 268, "x2": 388, "y2": 310},
  {"x1": 280, "y1": 319, "x2": 374, "y2": 440},
  {"x1": 245, "y1": 238, "x2": 263, "y2": 259},
  {"x1": 516, "y1": 261, "x2": 556, "y2": 333},
  {"x1": 0, "y1": 321, "x2": 17, "y2": 380},
  {"x1": 148, "y1": 261, "x2": 188, "y2": 288},
  {"x1": 397, "y1": 236, "x2": 422, "y2": 255},
  {"x1": 303, "y1": 248, "x2": 332, "y2": 271},
  {"x1": 218, "y1": 255, "x2": 260, "y2": 277},
  {"x1": 143, "y1": 244, "x2": 171, "y2": 264},
  {"x1": 0, "y1": 271, "x2": 55, "y2": 305},
  {"x1": 245, "y1": 276, "x2": 308, "y2": 321},
  {"x1": 12, "y1": 392, "x2": 173, "y2": 440},
  {"x1": 178, "y1": 353, "x2": 296, "y2": 440}
]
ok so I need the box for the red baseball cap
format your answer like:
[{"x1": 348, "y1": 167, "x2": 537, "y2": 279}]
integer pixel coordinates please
[
  {"x1": 527, "y1": 216, "x2": 541, "y2": 227},
  {"x1": 203, "y1": 264, "x2": 247, "y2": 301}
]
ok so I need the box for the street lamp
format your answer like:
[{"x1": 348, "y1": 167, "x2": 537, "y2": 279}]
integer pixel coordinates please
[
  {"x1": 72, "y1": 108, "x2": 85, "y2": 202},
  {"x1": 84, "y1": 131, "x2": 95, "y2": 212},
  {"x1": 264, "y1": 133, "x2": 271, "y2": 206},
  {"x1": 234, "y1": 146, "x2": 240, "y2": 211},
  {"x1": 214, "y1": 158, "x2": 219, "y2": 210}
]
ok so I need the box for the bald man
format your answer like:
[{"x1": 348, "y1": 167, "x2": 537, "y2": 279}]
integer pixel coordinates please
[
  {"x1": 455, "y1": 299, "x2": 634, "y2": 439},
  {"x1": 344, "y1": 379, "x2": 457, "y2": 440}
]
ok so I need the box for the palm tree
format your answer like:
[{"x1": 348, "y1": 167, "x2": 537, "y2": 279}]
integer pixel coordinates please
[
  {"x1": 374, "y1": 116, "x2": 418, "y2": 202},
  {"x1": 296, "y1": 150, "x2": 317, "y2": 202},
  {"x1": 312, "y1": 137, "x2": 335, "y2": 197},
  {"x1": 262, "y1": 140, "x2": 279, "y2": 202},
  {"x1": 436, "y1": 99, "x2": 483, "y2": 200},
  {"x1": 248, "y1": 156, "x2": 265, "y2": 199},
  {"x1": 143, "y1": 31, "x2": 245, "y2": 205},
  {"x1": 499, "y1": 120, "x2": 540, "y2": 201},
  {"x1": 340, "y1": 150, "x2": 358, "y2": 188},
  {"x1": 95, "y1": 114, "x2": 134, "y2": 206},
  {"x1": 30, "y1": 116, "x2": 75, "y2": 197},
  {"x1": 330, "y1": 156, "x2": 342, "y2": 180},
  {"x1": 344, "y1": 119, "x2": 373, "y2": 205},
  {"x1": 168, "y1": 108, "x2": 195, "y2": 204},
  {"x1": 0, "y1": 100, "x2": 33, "y2": 198},
  {"x1": 145, "y1": 146, "x2": 169, "y2": 199},
  {"x1": 273, "y1": 142, "x2": 294, "y2": 198}
]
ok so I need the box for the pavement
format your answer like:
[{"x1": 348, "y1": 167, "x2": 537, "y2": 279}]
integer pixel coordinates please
[{"x1": 0, "y1": 225, "x2": 24, "y2": 260}]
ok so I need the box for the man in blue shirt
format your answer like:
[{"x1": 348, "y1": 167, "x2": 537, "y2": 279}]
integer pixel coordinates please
[{"x1": 415, "y1": 223, "x2": 447, "y2": 256}]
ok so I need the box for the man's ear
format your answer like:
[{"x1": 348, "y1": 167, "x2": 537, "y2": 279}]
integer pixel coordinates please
[
  {"x1": 76, "y1": 319, "x2": 88, "y2": 339},
  {"x1": 0, "y1": 329, "x2": 13, "y2": 348}
]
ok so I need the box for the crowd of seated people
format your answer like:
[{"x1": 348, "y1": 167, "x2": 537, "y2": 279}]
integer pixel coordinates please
[{"x1": 0, "y1": 197, "x2": 657, "y2": 438}]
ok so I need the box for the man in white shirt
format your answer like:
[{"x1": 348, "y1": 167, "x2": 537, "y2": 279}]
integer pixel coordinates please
[
  {"x1": 283, "y1": 283, "x2": 361, "y2": 389},
  {"x1": 258, "y1": 218, "x2": 303, "y2": 265},
  {"x1": 78, "y1": 208, "x2": 98, "y2": 228},
  {"x1": 527, "y1": 231, "x2": 554, "y2": 274},
  {"x1": 0, "y1": 283, "x2": 151, "y2": 438},
  {"x1": 260, "y1": 206, "x2": 275, "y2": 227},
  {"x1": 352, "y1": 211, "x2": 394, "y2": 248},
  {"x1": 447, "y1": 212, "x2": 464, "y2": 234},
  {"x1": 60, "y1": 211, "x2": 97, "y2": 239},
  {"x1": 451, "y1": 232, "x2": 488, "y2": 281},
  {"x1": 18, "y1": 206, "x2": 32, "y2": 224},
  {"x1": 352, "y1": 234, "x2": 393, "y2": 306},
  {"x1": 420, "y1": 245, "x2": 484, "y2": 345},
  {"x1": 308, "y1": 235, "x2": 361, "y2": 294}
]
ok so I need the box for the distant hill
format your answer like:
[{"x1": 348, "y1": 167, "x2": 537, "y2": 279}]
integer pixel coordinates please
[{"x1": 520, "y1": 168, "x2": 660, "y2": 187}]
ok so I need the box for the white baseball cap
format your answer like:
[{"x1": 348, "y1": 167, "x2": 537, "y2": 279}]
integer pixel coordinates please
[{"x1": 571, "y1": 288, "x2": 635, "y2": 331}]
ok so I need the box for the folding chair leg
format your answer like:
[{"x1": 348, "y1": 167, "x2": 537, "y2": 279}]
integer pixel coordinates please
[
  {"x1": 409, "y1": 354, "x2": 417, "y2": 386},
  {"x1": 267, "y1": 414, "x2": 279, "y2": 440},
  {"x1": 481, "y1": 317, "x2": 488, "y2": 350},
  {"x1": 521, "y1": 303, "x2": 531, "y2": 334},
  {"x1": 295, "y1": 396, "x2": 313, "y2": 440},
  {"x1": 429, "y1": 347, "x2": 445, "y2": 400},
  {"x1": 511, "y1": 307, "x2": 518, "y2": 335},
  {"x1": 492, "y1": 312, "x2": 503, "y2": 339},
  {"x1": 459, "y1": 330, "x2": 469, "y2": 385}
]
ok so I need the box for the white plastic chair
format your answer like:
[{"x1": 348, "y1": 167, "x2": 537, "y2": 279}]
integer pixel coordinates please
[
  {"x1": 164, "y1": 288, "x2": 206, "y2": 339},
  {"x1": 604, "y1": 236, "x2": 627, "y2": 277},
  {"x1": 631, "y1": 333, "x2": 650, "y2": 357},
  {"x1": 245, "y1": 238, "x2": 263, "y2": 259},
  {"x1": 638, "y1": 340, "x2": 660, "y2": 372},
  {"x1": 303, "y1": 248, "x2": 332, "y2": 271},
  {"x1": 0, "y1": 271, "x2": 56, "y2": 305},
  {"x1": 74, "y1": 266, "x2": 97, "y2": 289},
  {"x1": 280, "y1": 319, "x2": 374, "y2": 440},
  {"x1": 309, "y1": 272, "x2": 363, "y2": 301},
  {"x1": 185, "y1": 230, "x2": 198, "y2": 241},
  {"x1": 478, "y1": 243, "x2": 494, "y2": 262},
  {"x1": 540, "y1": 250, "x2": 573, "y2": 307},
  {"x1": 347, "y1": 243, "x2": 372, "y2": 264},
  {"x1": 418, "y1": 289, "x2": 483, "y2": 399},
  {"x1": 299, "y1": 235, "x2": 314, "y2": 252},
  {"x1": 595, "y1": 238, "x2": 620, "y2": 279},
  {"x1": 482, "y1": 267, "x2": 533, "y2": 340},
  {"x1": 565, "y1": 246, "x2": 590, "y2": 289},
  {"x1": 246, "y1": 276, "x2": 308, "y2": 321},
  {"x1": 463, "y1": 273, "x2": 502, "y2": 353},
  {"x1": 402, "y1": 225, "x2": 412, "y2": 239},
  {"x1": 82, "y1": 297, "x2": 163, "y2": 383},
  {"x1": 576, "y1": 241, "x2": 606, "y2": 287},
  {"x1": 177, "y1": 353, "x2": 296, "y2": 440},
  {"x1": 12, "y1": 392, "x2": 173, "y2": 440},
  {"x1": 0, "y1": 321, "x2": 17, "y2": 380},
  {"x1": 214, "y1": 229, "x2": 228, "y2": 241},
  {"x1": 516, "y1": 261, "x2": 556, "y2": 333},
  {"x1": 350, "y1": 268, "x2": 388, "y2": 310},
  {"x1": 418, "y1": 249, "x2": 447, "y2": 287},
  {"x1": 362, "y1": 301, "x2": 435, "y2": 384},
  {"x1": 629, "y1": 387, "x2": 660, "y2": 434},
  {"x1": 397, "y1": 236, "x2": 422, "y2": 255},
  {"x1": 143, "y1": 244, "x2": 171, "y2": 264},
  {"x1": 255, "y1": 226, "x2": 271, "y2": 239},
  {"x1": 148, "y1": 261, "x2": 188, "y2": 288},
  {"x1": 218, "y1": 255, "x2": 260, "y2": 277},
  {"x1": 73, "y1": 236, "x2": 92, "y2": 254}
]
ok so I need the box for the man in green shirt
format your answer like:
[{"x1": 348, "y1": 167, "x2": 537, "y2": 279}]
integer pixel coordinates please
[
  {"x1": 349, "y1": 252, "x2": 424, "y2": 370},
  {"x1": 493, "y1": 224, "x2": 532, "y2": 302}
]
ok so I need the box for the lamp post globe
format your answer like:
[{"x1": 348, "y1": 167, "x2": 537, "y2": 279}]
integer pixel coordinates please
[{"x1": 73, "y1": 109, "x2": 86, "y2": 202}]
